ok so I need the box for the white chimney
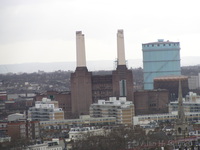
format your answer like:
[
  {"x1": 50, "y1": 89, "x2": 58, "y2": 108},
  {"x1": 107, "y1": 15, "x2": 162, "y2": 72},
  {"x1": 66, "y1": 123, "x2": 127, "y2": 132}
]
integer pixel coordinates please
[
  {"x1": 117, "y1": 29, "x2": 126, "y2": 65},
  {"x1": 76, "y1": 31, "x2": 86, "y2": 67}
]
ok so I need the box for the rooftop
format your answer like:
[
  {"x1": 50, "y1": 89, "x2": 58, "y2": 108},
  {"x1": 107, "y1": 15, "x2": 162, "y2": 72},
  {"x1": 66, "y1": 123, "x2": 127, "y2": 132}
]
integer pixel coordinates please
[
  {"x1": 154, "y1": 75, "x2": 188, "y2": 81},
  {"x1": 143, "y1": 39, "x2": 179, "y2": 45}
]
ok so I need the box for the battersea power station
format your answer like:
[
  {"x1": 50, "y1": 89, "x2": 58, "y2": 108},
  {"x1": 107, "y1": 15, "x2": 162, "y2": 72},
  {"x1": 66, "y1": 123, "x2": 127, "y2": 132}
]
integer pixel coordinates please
[
  {"x1": 71, "y1": 30, "x2": 134, "y2": 115},
  {"x1": 36, "y1": 30, "x2": 176, "y2": 118}
]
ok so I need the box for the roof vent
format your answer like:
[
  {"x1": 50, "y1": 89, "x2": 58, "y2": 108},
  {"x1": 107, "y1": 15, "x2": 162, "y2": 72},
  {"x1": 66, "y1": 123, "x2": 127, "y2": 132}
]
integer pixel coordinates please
[{"x1": 158, "y1": 39, "x2": 164, "y2": 42}]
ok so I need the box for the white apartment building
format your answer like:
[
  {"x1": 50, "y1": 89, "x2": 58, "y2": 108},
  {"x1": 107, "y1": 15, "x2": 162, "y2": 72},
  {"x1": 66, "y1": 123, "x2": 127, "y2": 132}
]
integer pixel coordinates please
[
  {"x1": 133, "y1": 112, "x2": 200, "y2": 126},
  {"x1": 28, "y1": 98, "x2": 64, "y2": 121},
  {"x1": 7, "y1": 113, "x2": 25, "y2": 121},
  {"x1": 40, "y1": 116, "x2": 116, "y2": 130},
  {"x1": 169, "y1": 92, "x2": 200, "y2": 113},
  {"x1": 90, "y1": 97, "x2": 134, "y2": 125},
  {"x1": 68, "y1": 126, "x2": 108, "y2": 141},
  {"x1": 28, "y1": 141, "x2": 62, "y2": 150}
]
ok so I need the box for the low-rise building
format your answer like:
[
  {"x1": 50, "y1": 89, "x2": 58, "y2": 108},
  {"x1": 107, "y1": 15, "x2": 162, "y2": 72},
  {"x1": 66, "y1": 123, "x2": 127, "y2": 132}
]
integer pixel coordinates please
[
  {"x1": 39, "y1": 116, "x2": 116, "y2": 130},
  {"x1": 68, "y1": 126, "x2": 107, "y2": 141},
  {"x1": 169, "y1": 92, "x2": 200, "y2": 113},
  {"x1": 90, "y1": 97, "x2": 134, "y2": 125},
  {"x1": 28, "y1": 141, "x2": 62, "y2": 150},
  {"x1": 28, "y1": 98, "x2": 64, "y2": 121},
  {"x1": 7, "y1": 113, "x2": 26, "y2": 121},
  {"x1": 133, "y1": 112, "x2": 200, "y2": 125},
  {"x1": 0, "y1": 135, "x2": 11, "y2": 143},
  {"x1": 6, "y1": 121, "x2": 40, "y2": 141},
  {"x1": 7, "y1": 122, "x2": 26, "y2": 141}
]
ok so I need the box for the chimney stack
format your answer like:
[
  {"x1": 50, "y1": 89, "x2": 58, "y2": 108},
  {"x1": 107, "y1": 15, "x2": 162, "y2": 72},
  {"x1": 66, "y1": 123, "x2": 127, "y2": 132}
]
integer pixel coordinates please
[
  {"x1": 117, "y1": 29, "x2": 126, "y2": 65},
  {"x1": 76, "y1": 31, "x2": 86, "y2": 67}
]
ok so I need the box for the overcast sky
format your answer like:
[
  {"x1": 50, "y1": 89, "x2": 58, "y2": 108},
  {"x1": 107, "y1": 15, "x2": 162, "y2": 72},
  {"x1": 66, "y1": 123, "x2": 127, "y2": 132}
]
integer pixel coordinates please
[{"x1": 0, "y1": 0, "x2": 200, "y2": 65}]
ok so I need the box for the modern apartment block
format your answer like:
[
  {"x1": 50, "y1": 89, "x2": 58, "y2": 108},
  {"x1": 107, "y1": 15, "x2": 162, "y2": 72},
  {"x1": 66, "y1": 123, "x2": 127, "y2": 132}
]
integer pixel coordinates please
[
  {"x1": 142, "y1": 39, "x2": 181, "y2": 90},
  {"x1": 68, "y1": 126, "x2": 106, "y2": 141},
  {"x1": 169, "y1": 92, "x2": 200, "y2": 113},
  {"x1": 40, "y1": 116, "x2": 116, "y2": 130},
  {"x1": 90, "y1": 97, "x2": 134, "y2": 125},
  {"x1": 28, "y1": 98, "x2": 64, "y2": 121},
  {"x1": 133, "y1": 112, "x2": 200, "y2": 126}
]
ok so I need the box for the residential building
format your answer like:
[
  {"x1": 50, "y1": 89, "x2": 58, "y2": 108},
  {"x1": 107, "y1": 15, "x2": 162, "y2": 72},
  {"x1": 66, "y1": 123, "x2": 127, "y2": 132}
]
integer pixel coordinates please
[
  {"x1": 6, "y1": 121, "x2": 40, "y2": 141},
  {"x1": 7, "y1": 113, "x2": 25, "y2": 121},
  {"x1": 28, "y1": 141, "x2": 62, "y2": 150},
  {"x1": 39, "y1": 116, "x2": 116, "y2": 130},
  {"x1": 7, "y1": 122, "x2": 26, "y2": 141},
  {"x1": 142, "y1": 39, "x2": 181, "y2": 90},
  {"x1": 68, "y1": 126, "x2": 107, "y2": 141},
  {"x1": 133, "y1": 112, "x2": 200, "y2": 126},
  {"x1": 90, "y1": 97, "x2": 134, "y2": 125},
  {"x1": 35, "y1": 91, "x2": 72, "y2": 119},
  {"x1": 28, "y1": 98, "x2": 64, "y2": 121},
  {"x1": 134, "y1": 91, "x2": 200, "y2": 126},
  {"x1": 169, "y1": 92, "x2": 200, "y2": 113},
  {"x1": 0, "y1": 91, "x2": 7, "y2": 101},
  {"x1": 0, "y1": 135, "x2": 11, "y2": 143}
]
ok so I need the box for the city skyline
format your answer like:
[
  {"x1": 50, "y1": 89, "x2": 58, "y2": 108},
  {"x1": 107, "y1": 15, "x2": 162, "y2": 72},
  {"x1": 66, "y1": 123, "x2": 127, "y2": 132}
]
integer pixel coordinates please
[{"x1": 0, "y1": 0, "x2": 200, "y2": 65}]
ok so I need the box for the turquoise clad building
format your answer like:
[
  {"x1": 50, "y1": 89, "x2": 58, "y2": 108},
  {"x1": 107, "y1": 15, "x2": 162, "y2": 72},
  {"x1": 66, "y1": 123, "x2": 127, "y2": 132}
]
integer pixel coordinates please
[{"x1": 142, "y1": 39, "x2": 181, "y2": 90}]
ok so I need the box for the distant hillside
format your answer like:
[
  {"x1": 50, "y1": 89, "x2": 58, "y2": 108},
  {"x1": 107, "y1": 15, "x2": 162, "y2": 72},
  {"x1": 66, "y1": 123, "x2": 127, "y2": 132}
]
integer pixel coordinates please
[{"x1": 0, "y1": 56, "x2": 199, "y2": 74}]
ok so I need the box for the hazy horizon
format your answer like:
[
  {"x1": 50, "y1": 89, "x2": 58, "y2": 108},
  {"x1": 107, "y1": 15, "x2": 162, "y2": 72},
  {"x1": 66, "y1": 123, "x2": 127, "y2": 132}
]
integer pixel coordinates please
[{"x1": 0, "y1": 56, "x2": 199, "y2": 74}]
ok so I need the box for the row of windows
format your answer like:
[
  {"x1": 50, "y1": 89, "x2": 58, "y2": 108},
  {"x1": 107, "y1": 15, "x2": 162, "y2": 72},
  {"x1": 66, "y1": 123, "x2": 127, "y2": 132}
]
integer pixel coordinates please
[
  {"x1": 140, "y1": 113, "x2": 200, "y2": 121},
  {"x1": 143, "y1": 43, "x2": 179, "y2": 47},
  {"x1": 40, "y1": 118, "x2": 115, "y2": 125}
]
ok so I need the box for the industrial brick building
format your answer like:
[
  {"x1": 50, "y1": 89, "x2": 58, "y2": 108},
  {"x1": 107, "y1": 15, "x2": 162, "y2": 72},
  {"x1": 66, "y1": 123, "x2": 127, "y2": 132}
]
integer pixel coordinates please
[
  {"x1": 134, "y1": 89, "x2": 169, "y2": 115},
  {"x1": 70, "y1": 30, "x2": 134, "y2": 116}
]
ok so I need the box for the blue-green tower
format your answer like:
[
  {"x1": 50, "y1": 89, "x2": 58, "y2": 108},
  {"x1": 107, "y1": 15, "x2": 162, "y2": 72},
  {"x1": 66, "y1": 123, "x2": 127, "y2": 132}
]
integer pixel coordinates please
[{"x1": 142, "y1": 39, "x2": 181, "y2": 90}]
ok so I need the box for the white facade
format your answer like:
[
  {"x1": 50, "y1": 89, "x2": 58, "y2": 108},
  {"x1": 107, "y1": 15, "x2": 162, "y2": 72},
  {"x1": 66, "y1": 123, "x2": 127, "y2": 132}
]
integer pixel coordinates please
[
  {"x1": 68, "y1": 126, "x2": 108, "y2": 141},
  {"x1": 188, "y1": 75, "x2": 200, "y2": 90},
  {"x1": 7, "y1": 113, "x2": 25, "y2": 121},
  {"x1": 39, "y1": 116, "x2": 116, "y2": 130},
  {"x1": 169, "y1": 92, "x2": 200, "y2": 113},
  {"x1": 0, "y1": 136, "x2": 11, "y2": 143},
  {"x1": 28, "y1": 98, "x2": 64, "y2": 121},
  {"x1": 28, "y1": 141, "x2": 62, "y2": 150},
  {"x1": 133, "y1": 112, "x2": 200, "y2": 125}
]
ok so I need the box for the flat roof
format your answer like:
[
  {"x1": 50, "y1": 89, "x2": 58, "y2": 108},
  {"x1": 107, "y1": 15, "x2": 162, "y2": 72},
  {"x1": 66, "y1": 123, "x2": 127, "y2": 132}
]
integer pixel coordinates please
[{"x1": 154, "y1": 75, "x2": 188, "y2": 81}]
